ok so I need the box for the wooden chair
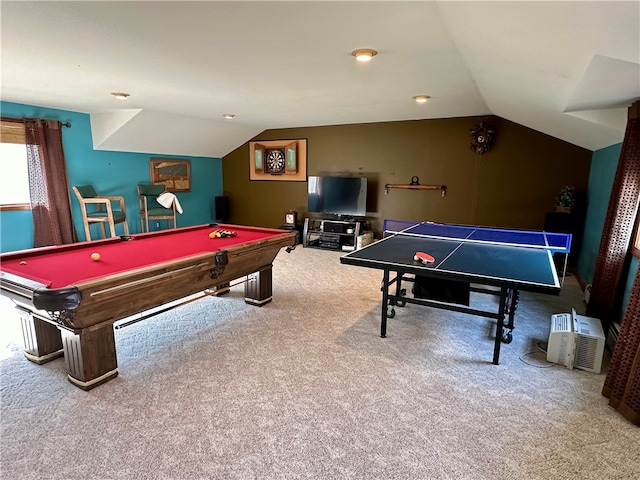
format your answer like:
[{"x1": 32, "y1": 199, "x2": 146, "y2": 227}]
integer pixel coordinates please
[
  {"x1": 137, "y1": 184, "x2": 177, "y2": 233},
  {"x1": 72, "y1": 185, "x2": 130, "y2": 241}
]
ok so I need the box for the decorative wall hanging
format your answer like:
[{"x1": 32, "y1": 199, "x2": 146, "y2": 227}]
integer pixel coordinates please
[
  {"x1": 470, "y1": 121, "x2": 495, "y2": 154},
  {"x1": 249, "y1": 139, "x2": 307, "y2": 181},
  {"x1": 384, "y1": 176, "x2": 446, "y2": 196},
  {"x1": 149, "y1": 159, "x2": 191, "y2": 191}
]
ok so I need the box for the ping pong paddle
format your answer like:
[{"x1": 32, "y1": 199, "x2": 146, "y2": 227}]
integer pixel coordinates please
[{"x1": 414, "y1": 251, "x2": 435, "y2": 264}]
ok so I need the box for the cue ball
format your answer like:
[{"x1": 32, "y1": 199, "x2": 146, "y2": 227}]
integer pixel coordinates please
[
  {"x1": 91, "y1": 253, "x2": 101, "y2": 261},
  {"x1": 19, "y1": 261, "x2": 27, "y2": 265}
]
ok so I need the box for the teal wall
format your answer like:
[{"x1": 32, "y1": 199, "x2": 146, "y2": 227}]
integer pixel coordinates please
[
  {"x1": 0, "y1": 101, "x2": 223, "y2": 252},
  {"x1": 577, "y1": 144, "x2": 621, "y2": 284},
  {"x1": 622, "y1": 257, "x2": 639, "y2": 312},
  {"x1": 577, "y1": 142, "x2": 638, "y2": 319}
]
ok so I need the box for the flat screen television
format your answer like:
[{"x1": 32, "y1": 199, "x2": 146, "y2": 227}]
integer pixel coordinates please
[{"x1": 307, "y1": 176, "x2": 367, "y2": 218}]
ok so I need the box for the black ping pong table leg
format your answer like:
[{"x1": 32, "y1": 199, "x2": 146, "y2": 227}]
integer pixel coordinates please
[
  {"x1": 380, "y1": 270, "x2": 389, "y2": 338},
  {"x1": 493, "y1": 286, "x2": 508, "y2": 365},
  {"x1": 506, "y1": 288, "x2": 519, "y2": 332}
]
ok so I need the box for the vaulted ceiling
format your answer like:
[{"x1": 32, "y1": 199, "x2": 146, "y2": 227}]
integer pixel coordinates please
[{"x1": 2, "y1": 1, "x2": 638, "y2": 158}]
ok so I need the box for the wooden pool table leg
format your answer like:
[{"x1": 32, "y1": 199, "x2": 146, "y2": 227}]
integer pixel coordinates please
[
  {"x1": 61, "y1": 324, "x2": 118, "y2": 391},
  {"x1": 244, "y1": 266, "x2": 273, "y2": 306},
  {"x1": 17, "y1": 307, "x2": 64, "y2": 364}
]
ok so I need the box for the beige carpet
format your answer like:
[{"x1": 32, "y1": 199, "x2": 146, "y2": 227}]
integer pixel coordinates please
[{"x1": 1, "y1": 246, "x2": 639, "y2": 479}]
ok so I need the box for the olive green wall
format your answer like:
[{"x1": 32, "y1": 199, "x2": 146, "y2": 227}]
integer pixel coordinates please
[{"x1": 222, "y1": 116, "x2": 591, "y2": 236}]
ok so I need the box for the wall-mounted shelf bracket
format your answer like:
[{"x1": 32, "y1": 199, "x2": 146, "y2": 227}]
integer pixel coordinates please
[{"x1": 384, "y1": 176, "x2": 446, "y2": 197}]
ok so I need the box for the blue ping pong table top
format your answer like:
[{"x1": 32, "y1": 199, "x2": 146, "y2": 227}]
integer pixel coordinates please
[
  {"x1": 383, "y1": 220, "x2": 571, "y2": 253},
  {"x1": 342, "y1": 221, "x2": 569, "y2": 292}
]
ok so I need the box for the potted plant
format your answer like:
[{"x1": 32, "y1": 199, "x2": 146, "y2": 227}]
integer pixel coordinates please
[{"x1": 555, "y1": 186, "x2": 575, "y2": 213}]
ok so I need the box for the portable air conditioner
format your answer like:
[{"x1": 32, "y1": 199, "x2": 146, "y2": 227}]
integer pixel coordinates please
[{"x1": 547, "y1": 308, "x2": 605, "y2": 374}]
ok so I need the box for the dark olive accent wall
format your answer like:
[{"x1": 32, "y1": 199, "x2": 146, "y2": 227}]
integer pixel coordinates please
[{"x1": 222, "y1": 115, "x2": 591, "y2": 236}]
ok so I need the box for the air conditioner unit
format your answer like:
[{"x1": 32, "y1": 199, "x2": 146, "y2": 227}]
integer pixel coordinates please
[{"x1": 547, "y1": 308, "x2": 605, "y2": 374}]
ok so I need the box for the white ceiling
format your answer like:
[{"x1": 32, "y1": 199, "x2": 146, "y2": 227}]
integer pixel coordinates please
[{"x1": 2, "y1": 1, "x2": 639, "y2": 158}]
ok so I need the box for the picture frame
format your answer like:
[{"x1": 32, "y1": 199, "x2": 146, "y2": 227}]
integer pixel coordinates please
[
  {"x1": 149, "y1": 159, "x2": 191, "y2": 192},
  {"x1": 249, "y1": 139, "x2": 307, "y2": 181}
]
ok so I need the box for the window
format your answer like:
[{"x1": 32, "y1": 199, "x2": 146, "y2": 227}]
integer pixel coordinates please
[
  {"x1": 0, "y1": 120, "x2": 30, "y2": 211},
  {"x1": 634, "y1": 214, "x2": 640, "y2": 258}
]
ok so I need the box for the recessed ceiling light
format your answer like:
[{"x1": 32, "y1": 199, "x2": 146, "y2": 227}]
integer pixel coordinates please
[
  {"x1": 222, "y1": 114, "x2": 236, "y2": 119},
  {"x1": 111, "y1": 92, "x2": 130, "y2": 100},
  {"x1": 351, "y1": 49, "x2": 378, "y2": 62},
  {"x1": 413, "y1": 95, "x2": 430, "y2": 104}
]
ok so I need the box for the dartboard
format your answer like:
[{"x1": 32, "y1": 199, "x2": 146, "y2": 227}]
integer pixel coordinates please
[{"x1": 266, "y1": 149, "x2": 285, "y2": 173}]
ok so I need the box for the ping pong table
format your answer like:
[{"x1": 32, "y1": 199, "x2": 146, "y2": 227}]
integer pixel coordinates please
[{"x1": 339, "y1": 220, "x2": 571, "y2": 364}]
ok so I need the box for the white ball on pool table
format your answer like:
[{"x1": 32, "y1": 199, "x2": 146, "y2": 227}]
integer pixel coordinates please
[{"x1": 90, "y1": 252, "x2": 101, "y2": 261}]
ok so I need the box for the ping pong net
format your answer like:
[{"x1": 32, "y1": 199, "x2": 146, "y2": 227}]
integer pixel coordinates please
[{"x1": 383, "y1": 219, "x2": 571, "y2": 254}]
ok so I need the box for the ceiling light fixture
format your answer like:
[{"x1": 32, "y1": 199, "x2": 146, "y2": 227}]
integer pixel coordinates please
[
  {"x1": 413, "y1": 95, "x2": 430, "y2": 104},
  {"x1": 111, "y1": 92, "x2": 130, "y2": 100},
  {"x1": 351, "y1": 49, "x2": 378, "y2": 62},
  {"x1": 222, "y1": 114, "x2": 236, "y2": 119}
]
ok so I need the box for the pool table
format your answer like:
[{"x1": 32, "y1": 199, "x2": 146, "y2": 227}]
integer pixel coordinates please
[{"x1": 0, "y1": 224, "x2": 296, "y2": 390}]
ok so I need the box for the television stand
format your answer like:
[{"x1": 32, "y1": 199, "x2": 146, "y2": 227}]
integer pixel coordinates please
[{"x1": 303, "y1": 217, "x2": 365, "y2": 251}]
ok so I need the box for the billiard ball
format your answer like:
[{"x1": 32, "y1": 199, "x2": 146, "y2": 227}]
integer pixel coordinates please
[
  {"x1": 90, "y1": 253, "x2": 101, "y2": 261},
  {"x1": 19, "y1": 261, "x2": 27, "y2": 265}
]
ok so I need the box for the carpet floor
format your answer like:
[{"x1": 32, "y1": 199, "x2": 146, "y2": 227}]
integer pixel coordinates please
[{"x1": 1, "y1": 246, "x2": 639, "y2": 479}]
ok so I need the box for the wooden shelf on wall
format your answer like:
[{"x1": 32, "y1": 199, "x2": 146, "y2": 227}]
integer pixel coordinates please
[{"x1": 384, "y1": 176, "x2": 446, "y2": 197}]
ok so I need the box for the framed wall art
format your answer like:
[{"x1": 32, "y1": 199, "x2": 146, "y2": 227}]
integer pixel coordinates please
[
  {"x1": 249, "y1": 139, "x2": 307, "y2": 181},
  {"x1": 149, "y1": 158, "x2": 191, "y2": 192}
]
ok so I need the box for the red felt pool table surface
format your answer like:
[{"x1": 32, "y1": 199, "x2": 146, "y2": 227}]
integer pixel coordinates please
[{"x1": 1, "y1": 224, "x2": 281, "y2": 288}]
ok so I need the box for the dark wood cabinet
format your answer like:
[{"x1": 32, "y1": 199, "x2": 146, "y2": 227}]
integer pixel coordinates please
[{"x1": 545, "y1": 211, "x2": 582, "y2": 268}]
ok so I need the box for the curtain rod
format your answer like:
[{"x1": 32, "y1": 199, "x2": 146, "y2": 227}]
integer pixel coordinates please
[{"x1": 1, "y1": 116, "x2": 71, "y2": 128}]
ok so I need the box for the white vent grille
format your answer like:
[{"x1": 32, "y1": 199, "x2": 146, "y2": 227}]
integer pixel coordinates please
[
  {"x1": 575, "y1": 336, "x2": 599, "y2": 370},
  {"x1": 552, "y1": 313, "x2": 571, "y2": 332}
]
